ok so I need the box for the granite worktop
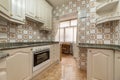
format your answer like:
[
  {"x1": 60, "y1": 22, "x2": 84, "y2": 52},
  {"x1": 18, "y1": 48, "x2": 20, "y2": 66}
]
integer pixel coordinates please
[
  {"x1": 78, "y1": 43, "x2": 120, "y2": 51},
  {"x1": 0, "y1": 52, "x2": 9, "y2": 60},
  {"x1": 0, "y1": 41, "x2": 59, "y2": 50}
]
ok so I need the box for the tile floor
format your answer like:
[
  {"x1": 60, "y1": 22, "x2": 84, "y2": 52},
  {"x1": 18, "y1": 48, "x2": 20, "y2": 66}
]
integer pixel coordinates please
[{"x1": 32, "y1": 54, "x2": 87, "y2": 80}]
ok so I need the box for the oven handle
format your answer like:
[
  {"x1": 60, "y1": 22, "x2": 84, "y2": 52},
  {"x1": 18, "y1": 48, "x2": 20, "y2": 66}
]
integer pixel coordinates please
[{"x1": 33, "y1": 49, "x2": 50, "y2": 54}]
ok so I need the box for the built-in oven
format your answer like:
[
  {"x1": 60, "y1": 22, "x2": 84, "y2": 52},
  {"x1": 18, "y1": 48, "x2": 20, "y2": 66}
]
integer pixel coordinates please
[{"x1": 33, "y1": 47, "x2": 50, "y2": 72}]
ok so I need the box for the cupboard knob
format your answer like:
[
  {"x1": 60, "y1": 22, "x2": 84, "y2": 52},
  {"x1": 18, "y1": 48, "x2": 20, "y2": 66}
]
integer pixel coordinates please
[{"x1": 89, "y1": 50, "x2": 92, "y2": 52}]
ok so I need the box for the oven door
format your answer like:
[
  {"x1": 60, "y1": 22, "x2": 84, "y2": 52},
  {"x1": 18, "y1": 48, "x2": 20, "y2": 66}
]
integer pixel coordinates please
[{"x1": 33, "y1": 49, "x2": 50, "y2": 67}]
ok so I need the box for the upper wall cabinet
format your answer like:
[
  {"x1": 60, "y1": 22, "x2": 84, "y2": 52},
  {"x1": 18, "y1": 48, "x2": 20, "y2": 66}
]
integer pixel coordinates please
[
  {"x1": 96, "y1": 0, "x2": 120, "y2": 25},
  {"x1": 26, "y1": 0, "x2": 36, "y2": 19},
  {"x1": 0, "y1": 0, "x2": 10, "y2": 16},
  {"x1": 0, "y1": 0, "x2": 53, "y2": 26},
  {"x1": 36, "y1": 0, "x2": 45, "y2": 23},
  {"x1": 0, "y1": 0, "x2": 25, "y2": 24},
  {"x1": 10, "y1": 0, "x2": 25, "y2": 23},
  {"x1": 40, "y1": 0, "x2": 53, "y2": 30}
]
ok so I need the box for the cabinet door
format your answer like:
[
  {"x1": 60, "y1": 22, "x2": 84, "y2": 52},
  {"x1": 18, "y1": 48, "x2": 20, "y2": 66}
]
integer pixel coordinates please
[
  {"x1": 47, "y1": 6, "x2": 53, "y2": 30},
  {"x1": 11, "y1": 0, "x2": 25, "y2": 22},
  {"x1": 0, "y1": 0, "x2": 10, "y2": 16},
  {"x1": 40, "y1": 0, "x2": 45, "y2": 22},
  {"x1": 7, "y1": 52, "x2": 29, "y2": 80},
  {"x1": 36, "y1": 0, "x2": 44, "y2": 22},
  {"x1": 87, "y1": 49, "x2": 113, "y2": 80},
  {"x1": 26, "y1": 0, "x2": 36, "y2": 18},
  {"x1": 115, "y1": 51, "x2": 120, "y2": 80}
]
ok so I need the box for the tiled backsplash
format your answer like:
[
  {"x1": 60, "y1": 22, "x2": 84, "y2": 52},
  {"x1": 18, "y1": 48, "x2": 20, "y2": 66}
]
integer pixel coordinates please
[
  {"x1": 78, "y1": 0, "x2": 120, "y2": 45},
  {"x1": 0, "y1": 20, "x2": 52, "y2": 43},
  {"x1": 52, "y1": 0, "x2": 120, "y2": 70}
]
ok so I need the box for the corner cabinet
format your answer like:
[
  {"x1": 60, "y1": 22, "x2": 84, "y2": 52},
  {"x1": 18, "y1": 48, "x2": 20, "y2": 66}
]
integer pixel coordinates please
[
  {"x1": 115, "y1": 51, "x2": 120, "y2": 80},
  {"x1": 0, "y1": 0, "x2": 10, "y2": 16},
  {"x1": 6, "y1": 52, "x2": 30, "y2": 80},
  {"x1": 96, "y1": 0, "x2": 120, "y2": 25},
  {"x1": 10, "y1": 0, "x2": 25, "y2": 23},
  {"x1": 87, "y1": 49, "x2": 113, "y2": 80}
]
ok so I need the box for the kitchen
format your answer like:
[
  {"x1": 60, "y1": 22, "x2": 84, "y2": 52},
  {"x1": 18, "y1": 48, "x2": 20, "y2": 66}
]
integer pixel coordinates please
[{"x1": 0, "y1": 0, "x2": 120, "y2": 80}]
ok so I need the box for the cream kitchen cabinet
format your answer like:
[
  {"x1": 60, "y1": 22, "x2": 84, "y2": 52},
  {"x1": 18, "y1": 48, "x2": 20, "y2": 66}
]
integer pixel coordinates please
[
  {"x1": 50, "y1": 44, "x2": 60, "y2": 64},
  {"x1": 96, "y1": 0, "x2": 120, "y2": 25},
  {"x1": 6, "y1": 52, "x2": 30, "y2": 80},
  {"x1": 0, "y1": 0, "x2": 10, "y2": 16},
  {"x1": 115, "y1": 51, "x2": 120, "y2": 80},
  {"x1": 41, "y1": 0, "x2": 53, "y2": 30},
  {"x1": 36, "y1": 0, "x2": 45, "y2": 23},
  {"x1": 0, "y1": 59, "x2": 7, "y2": 80},
  {"x1": 0, "y1": 0, "x2": 25, "y2": 24},
  {"x1": 10, "y1": 0, "x2": 25, "y2": 23},
  {"x1": 46, "y1": 3, "x2": 53, "y2": 30},
  {"x1": 87, "y1": 49, "x2": 114, "y2": 80},
  {"x1": 26, "y1": 0, "x2": 36, "y2": 19},
  {"x1": 46, "y1": 5, "x2": 53, "y2": 30}
]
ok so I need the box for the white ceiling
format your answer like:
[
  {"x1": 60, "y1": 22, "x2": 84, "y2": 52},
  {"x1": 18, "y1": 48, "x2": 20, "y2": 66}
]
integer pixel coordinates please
[{"x1": 46, "y1": 0, "x2": 75, "y2": 7}]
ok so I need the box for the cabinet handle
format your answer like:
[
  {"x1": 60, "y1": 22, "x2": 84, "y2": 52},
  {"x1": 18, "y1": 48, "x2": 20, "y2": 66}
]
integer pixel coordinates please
[{"x1": 89, "y1": 50, "x2": 92, "y2": 52}]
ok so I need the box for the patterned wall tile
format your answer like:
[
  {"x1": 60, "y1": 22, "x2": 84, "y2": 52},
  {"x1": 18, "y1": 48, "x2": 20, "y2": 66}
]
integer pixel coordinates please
[
  {"x1": 0, "y1": 20, "x2": 51, "y2": 43},
  {"x1": 53, "y1": 0, "x2": 120, "y2": 70}
]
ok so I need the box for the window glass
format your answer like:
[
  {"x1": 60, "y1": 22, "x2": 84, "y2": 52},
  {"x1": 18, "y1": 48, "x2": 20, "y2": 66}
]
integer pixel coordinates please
[
  {"x1": 58, "y1": 19, "x2": 77, "y2": 42},
  {"x1": 65, "y1": 27, "x2": 73, "y2": 42},
  {"x1": 59, "y1": 28, "x2": 64, "y2": 42},
  {"x1": 73, "y1": 27, "x2": 77, "y2": 43},
  {"x1": 60, "y1": 21, "x2": 70, "y2": 28},
  {"x1": 71, "y1": 20, "x2": 77, "y2": 26}
]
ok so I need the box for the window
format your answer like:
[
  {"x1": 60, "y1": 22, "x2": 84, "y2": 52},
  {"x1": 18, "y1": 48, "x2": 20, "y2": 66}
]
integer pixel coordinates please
[
  {"x1": 71, "y1": 20, "x2": 77, "y2": 26},
  {"x1": 55, "y1": 19, "x2": 77, "y2": 43},
  {"x1": 60, "y1": 21, "x2": 70, "y2": 28},
  {"x1": 60, "y1": 28, "x2": 64, "y2": 42},
  {"x1": 65, "y1": 27, "x2": 73, "y2": 42}
]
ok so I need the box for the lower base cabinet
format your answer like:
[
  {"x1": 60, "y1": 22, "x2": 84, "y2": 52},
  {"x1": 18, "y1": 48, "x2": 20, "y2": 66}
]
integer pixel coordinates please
[
  {"x1": 87, "y1": 49, "x2": 114, "y2": 80},
  {"x1": 50, "y1": 44, "x2": 60, "y2": 64},
  {"x1": 6, "y1": 52, "x2": 30, "y2": 80},
  {"x1": 115, "y1": 51, "x2": 120, "y2": 80},
  {"x1": 87, "y1": 49, "x2": 120, "y2": 80}
]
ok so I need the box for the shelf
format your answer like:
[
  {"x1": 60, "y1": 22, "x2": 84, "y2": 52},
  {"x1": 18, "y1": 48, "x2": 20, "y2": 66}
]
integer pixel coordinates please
[
  {"x1": 96, "y1": 12, "x2": 120, "y2": 25},
  {"x1": 96, "y1": 0, "x2": 119, "y2": 12}
]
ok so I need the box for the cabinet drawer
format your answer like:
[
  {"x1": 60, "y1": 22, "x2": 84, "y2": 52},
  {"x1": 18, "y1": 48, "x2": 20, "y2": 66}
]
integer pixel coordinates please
[{"x1": 0, "y1": 59, "x2": 6, "y2": 69}]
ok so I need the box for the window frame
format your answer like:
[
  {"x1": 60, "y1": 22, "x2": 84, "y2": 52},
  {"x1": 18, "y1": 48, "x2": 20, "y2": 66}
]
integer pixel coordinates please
[{"x1": 55, "y1": 19, "x2": 78, "y2": 43}]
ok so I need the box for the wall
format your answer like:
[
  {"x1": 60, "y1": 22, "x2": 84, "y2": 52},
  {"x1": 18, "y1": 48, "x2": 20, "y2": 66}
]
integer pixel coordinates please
[
  {"x1": 0, "y1": 20, "x2": 51, "y2": 43},
  {"x1": 53, "y1": 0, "x2": 120, "y2": 70},
  {"x1": 52, "y1": 0, "x2": 80, "y2": 38},
  {"x1": 78, "y1": 0, "x2": 120, "y2": 70},
  {"x1": 78, "y1": 0, "x2": 120, "y2": 45}
]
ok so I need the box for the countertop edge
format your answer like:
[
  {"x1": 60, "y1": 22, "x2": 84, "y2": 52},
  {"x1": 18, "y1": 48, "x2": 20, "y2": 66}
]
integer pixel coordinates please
[
  {"x1": 78, "y1": 43, "x2": 120, "y2": 51},
  {"x1": 0, "y1": 42, "x2": 59, "y2": 50}
]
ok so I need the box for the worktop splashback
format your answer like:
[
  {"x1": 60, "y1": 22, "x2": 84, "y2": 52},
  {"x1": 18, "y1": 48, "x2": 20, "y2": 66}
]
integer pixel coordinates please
[
  {"x1": 78, "y1": 0, "x2": 120, "y2": 45},
  {"x1": 0, "y1": 20, "x2": 52, "y2": 43}
]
